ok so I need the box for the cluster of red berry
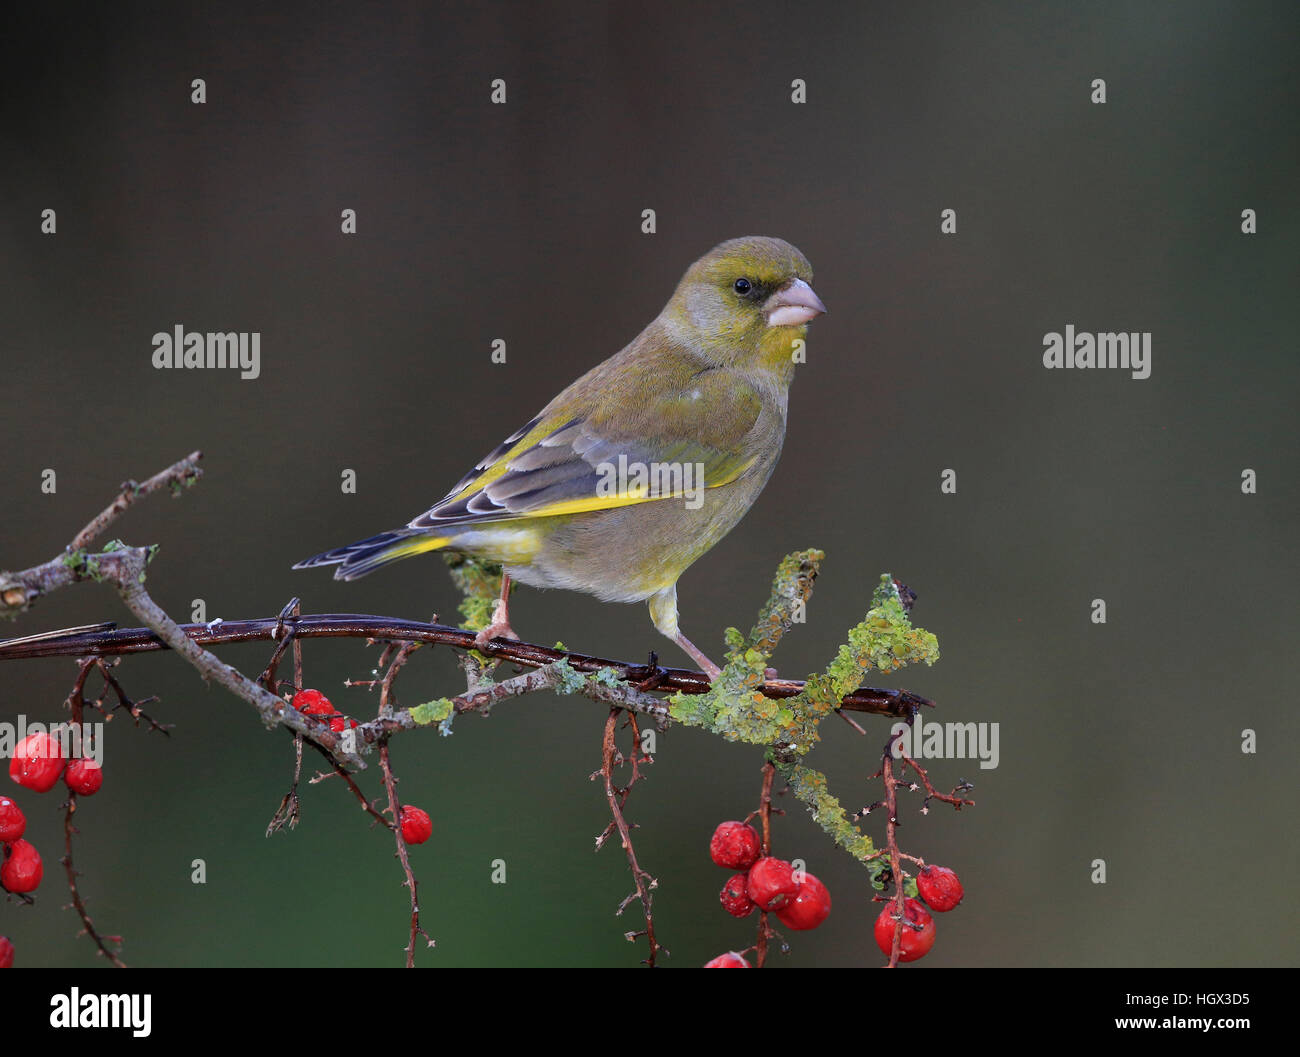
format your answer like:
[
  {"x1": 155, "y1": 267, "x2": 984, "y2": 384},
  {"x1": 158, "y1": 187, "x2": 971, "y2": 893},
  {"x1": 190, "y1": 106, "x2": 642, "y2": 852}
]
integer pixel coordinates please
[
  {"x1": 704, "y1": 820, "x2": 832, "y2": 968},
  {"x1": 872, "y1": 865, "x2": 963, "y2": 962},
  {"x1": 3, "y1": 731, "x2": 106, "y2": 966},
  {"x1": 291, "y1": 690, "x2": 431, "y2": 845},
  {"x1": 4, "y1": 733, "x2": 103, "y2": 898}
]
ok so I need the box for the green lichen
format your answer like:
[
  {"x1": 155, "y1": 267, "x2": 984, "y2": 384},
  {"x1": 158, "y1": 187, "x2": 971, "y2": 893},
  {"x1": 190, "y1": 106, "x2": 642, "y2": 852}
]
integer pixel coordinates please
[
  {"x1": 748, "y1": 549, "x2": 823, "y2": 655},
  {"x1": 442, "y1": 553, "x2": 506, "y2": 632},
  {"x1": 663, "y1": 558, "x2": 940, "y2": 881},
  {"x1": 823, "y1": 576, "x2": 940, "y2": 691},
  {"x1": 410, "y1": 697, "x2": 455, "y2": 726},
  {"x1": 431, "y1": 548, "x2": 941, "y2": 883},
  {"x1": 668, "y1": 560, "x2": 937, "y2": 760},
  {"x1": 588, "y1": 666, "x2": 623, "y2": 688},
  {"x1": 62, "y1": 542, "x2": 158, "y2": 585},
  {"x1": 549, "y1": 657, "x2": 587, "y2": 695},
  {"x1": 542, "y1": 658, "x2": 623, "y2": 695},
  {"x1": 783, "y1": 763, "x2": 876, "y2": 862},
  {"x1": 168, "y1": 474, "x2": 198, "y2": 498}
]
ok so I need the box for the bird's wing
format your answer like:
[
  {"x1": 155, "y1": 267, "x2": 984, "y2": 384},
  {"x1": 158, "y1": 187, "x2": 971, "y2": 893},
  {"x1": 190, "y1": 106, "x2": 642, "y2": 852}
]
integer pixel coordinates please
[{"x1": 408, "y1": 369, "x2": 764, "y2": 531}]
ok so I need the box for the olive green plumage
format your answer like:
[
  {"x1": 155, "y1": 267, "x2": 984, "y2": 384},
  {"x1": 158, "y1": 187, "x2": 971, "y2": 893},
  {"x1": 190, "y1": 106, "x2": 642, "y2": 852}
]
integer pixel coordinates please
[{"x1": 295, "y1": 235, "x2": 826, "y2": 676}]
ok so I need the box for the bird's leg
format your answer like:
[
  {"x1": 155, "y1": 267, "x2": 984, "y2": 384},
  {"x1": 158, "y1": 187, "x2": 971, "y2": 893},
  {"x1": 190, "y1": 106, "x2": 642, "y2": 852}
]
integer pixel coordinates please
[
  {"x1": 673, "y1": 630, "x2": 722, "y2": 683},
  {"x1": 648, "y1": 586, "x2": 722, "y2": 683},
  {"x1": 473, "y1": 571, "x2": 520, "y2": 649}
]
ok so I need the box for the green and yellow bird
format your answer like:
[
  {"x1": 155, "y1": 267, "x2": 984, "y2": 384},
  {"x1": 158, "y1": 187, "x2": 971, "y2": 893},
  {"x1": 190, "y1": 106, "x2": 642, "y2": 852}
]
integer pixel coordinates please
[{"x1": 294, "y1": 236, "x2": 826, "y2": 679}]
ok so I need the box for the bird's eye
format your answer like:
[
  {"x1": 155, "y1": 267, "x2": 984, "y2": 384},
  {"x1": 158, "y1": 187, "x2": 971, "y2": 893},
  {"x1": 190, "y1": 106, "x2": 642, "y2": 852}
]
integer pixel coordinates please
[{"x1": 733, "y1": 278, "x2": 752, "y2": 295}]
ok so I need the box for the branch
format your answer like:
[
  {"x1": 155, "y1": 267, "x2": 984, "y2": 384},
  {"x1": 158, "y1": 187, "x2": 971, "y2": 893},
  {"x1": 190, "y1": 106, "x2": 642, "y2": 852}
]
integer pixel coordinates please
[{"x1": 0, "y1": 615, "x2": 930, "y2": 720}]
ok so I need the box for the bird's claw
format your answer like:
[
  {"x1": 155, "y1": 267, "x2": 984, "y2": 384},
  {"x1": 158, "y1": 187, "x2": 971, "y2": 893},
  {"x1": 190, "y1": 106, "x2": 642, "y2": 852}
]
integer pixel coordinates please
[{"x1": 473, "y1": 622, "x2": 520, "y2": 651}]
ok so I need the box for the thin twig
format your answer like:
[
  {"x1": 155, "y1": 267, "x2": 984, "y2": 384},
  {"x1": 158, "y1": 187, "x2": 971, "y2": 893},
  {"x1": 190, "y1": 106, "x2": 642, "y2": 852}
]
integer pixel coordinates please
[
  {"x1": 597, "y1": 708, "x2": 662, "y2": 966},
  {"x1": 304, "y1": 753, "x2": 392, "y2": 829},
  {"x1": 61, "y1": 659, "x2": 127, "y2": 967},
  {"x1": 378, "y1": 740, "x2": 432, "y2": 966},
  {"x1": 68, "y1": 452, "x2": 204, "y2": 552},
  {"x1": 754, "y1": 761, "x2": 777, "y2": 968},
  {"x1": 88, "y1": 659, "x2": 171, "y2": 734},
  {"x1": 379, "y1": 642, "x2": 421, "y2": 718},
  {"x1": 880, "y1": 724, "x2": 909, "y2": 969},
  {"x1": 267, "y1": 601, "x2": 306, "y2": 835},
  {"x1": 900, "y1": 754, "x2": 976, "y2": 813},
  {"x1": 0, "y1": 452, "x2": 202, "y2": 617}
]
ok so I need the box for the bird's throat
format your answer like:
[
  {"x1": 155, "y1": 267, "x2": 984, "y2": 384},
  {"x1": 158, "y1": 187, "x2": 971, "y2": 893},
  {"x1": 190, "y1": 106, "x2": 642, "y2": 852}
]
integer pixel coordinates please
[{"x1": 757, "y1": 323, "x2": 806, "y2": 384}]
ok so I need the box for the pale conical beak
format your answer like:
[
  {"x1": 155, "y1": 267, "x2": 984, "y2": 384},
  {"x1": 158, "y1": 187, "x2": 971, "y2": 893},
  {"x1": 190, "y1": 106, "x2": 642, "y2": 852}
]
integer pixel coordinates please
[{"x1": 765, "y1": 278, "x2": 827, "y2": 327}]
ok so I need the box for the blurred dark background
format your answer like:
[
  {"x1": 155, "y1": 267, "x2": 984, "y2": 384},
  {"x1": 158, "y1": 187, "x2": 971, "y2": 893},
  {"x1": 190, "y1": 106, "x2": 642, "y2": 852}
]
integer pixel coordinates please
[{"x1": 1, "y1": 1, "x2": 1296, "y2": 967}]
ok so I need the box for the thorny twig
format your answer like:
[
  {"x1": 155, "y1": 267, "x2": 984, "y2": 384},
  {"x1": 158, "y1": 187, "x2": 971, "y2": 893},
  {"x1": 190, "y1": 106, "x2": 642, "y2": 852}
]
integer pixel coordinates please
[
  {"x1": 273, "y1": 611, "x2": 398, "y2": 831},
  {"x1": 861, "y1": 714, "x2": 974, "y2": 967},
  {"x1": 379, "y1": 642, "x2": 421, "y2": 718},
  {"x1": 1, "y1": 618, "x2": 931, "y2": 721},
  {"x1": 595, "y1": 708, "x2": 662, "y2": 966},
  {"x1": 60, "y1": 658, "x2": 127, "y2": 967},
  {"x1": 752, "y1": 761, "x2": 779, "y2": 968},
  {"x1": 266, "y1": 601, "x2": 306, "y2": 835},
  {"x1": 378, "y1": 738, "x2": 433, "y2": 966},
  {"x1": 879, "y1": 725, "x2": 909, "y2": 968},
  {"x1": 901, "y1": 754, "x2": 976, "y2": 814},
  {"x1": 85, "y1": 658, "x2": 170, "y2": 735}
]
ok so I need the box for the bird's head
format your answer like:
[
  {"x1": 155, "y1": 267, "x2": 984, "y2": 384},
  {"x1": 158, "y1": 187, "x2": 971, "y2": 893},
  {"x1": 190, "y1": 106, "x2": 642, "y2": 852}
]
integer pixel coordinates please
[{"x1": 662, "y1": 236, "x2": 826, "y2": 373}]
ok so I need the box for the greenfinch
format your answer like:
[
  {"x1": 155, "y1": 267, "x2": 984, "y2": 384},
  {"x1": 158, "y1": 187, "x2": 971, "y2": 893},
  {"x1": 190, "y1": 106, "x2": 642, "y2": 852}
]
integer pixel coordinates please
[{"x1": 295, "y1": 236, "x2": 826, "y2": 678}]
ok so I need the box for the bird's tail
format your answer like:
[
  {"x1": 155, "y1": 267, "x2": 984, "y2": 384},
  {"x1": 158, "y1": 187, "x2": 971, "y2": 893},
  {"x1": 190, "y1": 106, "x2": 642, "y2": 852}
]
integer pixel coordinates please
[{"x1": 293, "y1": 530, "x2": 452, "y2": 581}]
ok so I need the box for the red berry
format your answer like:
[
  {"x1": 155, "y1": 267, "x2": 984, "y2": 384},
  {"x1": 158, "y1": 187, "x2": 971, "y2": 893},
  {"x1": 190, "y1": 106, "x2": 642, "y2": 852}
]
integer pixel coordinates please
[
  {"x1": 776, "y1": 872, "x2": 832, "y2": 930},
  {"x1": 328, "y1": 716, "x2": 359, "y2": 732},
  {"x1": 1, "y1": 839, "x2": 43, "y2": 894},
  {"x1": 65, "y1": 758, "x2": 103, "y2": 796},
  {"x1": 0, "y1": 796, "x2": 25, "y2": 842},
  {"x1": 0, "y1": 936, "x2": 12, "y2": 968},
  {"x1": 719, "y1": 873, "x2": 756, "y2": 918},
  {"x1": 703, "y1": 952, "x2": 750, "y2": 968},
  {"x1": 292, "y1": 689, "x2": 334, "y2": 716},
  {"x1": 874, "y1": 898, "x2": 936, "y2": 962},
  {"x1": 709, "y1": 820, "x2": 761, "y2": 870},
  {"x1": 9, "y1": 732, "x2": 65, "y2": 793},
  {"x1": 917, "y1": 865, "x2": 963, "y2": 911},
  {"x1": 746, "y1": 857, "x2": 799, "y2": 911},
  {"x1": 399, "y1": 805, "x2": 432, "y2": 844}
]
